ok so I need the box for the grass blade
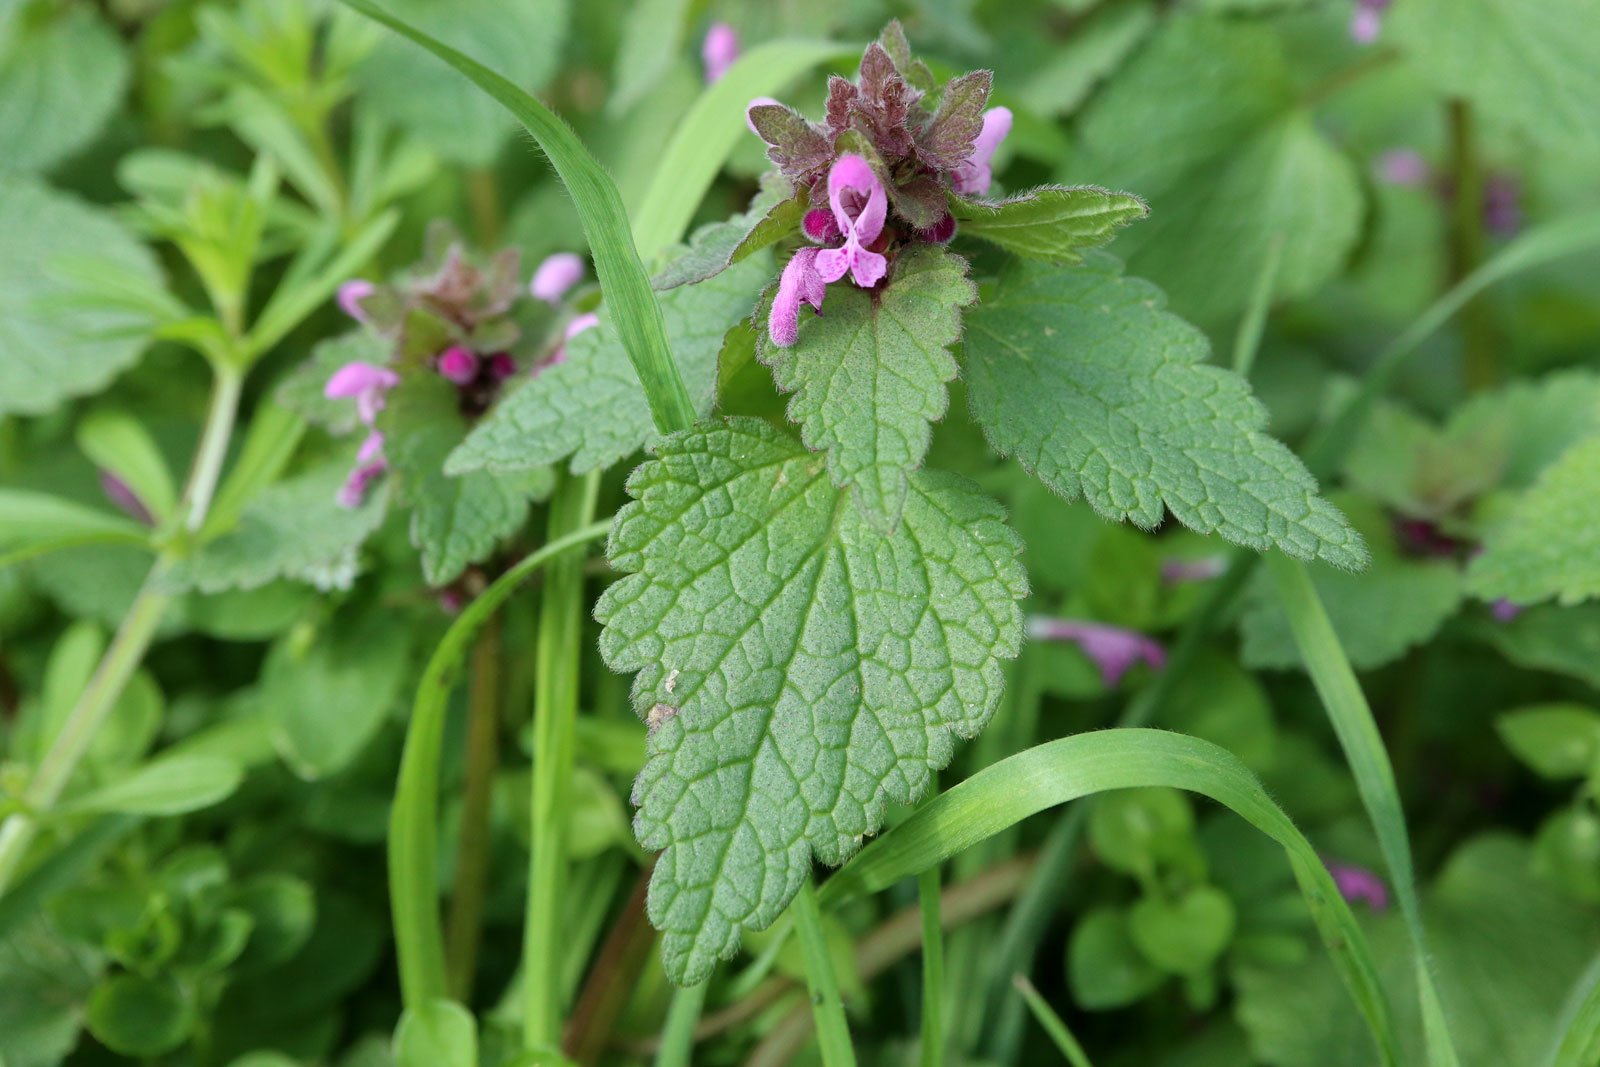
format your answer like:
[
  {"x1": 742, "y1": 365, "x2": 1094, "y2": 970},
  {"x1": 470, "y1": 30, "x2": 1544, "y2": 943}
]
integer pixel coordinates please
[
  {"x1": 919, "y1": 857, "x2": 944, "y2": 1067},
  {"x1": 822, "y1": 728, "x2": 1402, "y2": 1066},
  {"x1": 654, "y1": 982, "x2": 710, "y2": 1067},
  {"x1": 1266, "y1": 555, "x2": 1461, "y2": 1067},
  {"x1": 631, "y1": 39, "x2": 855, "y2": 260},
  {"x1": 1545, "y1": 951, "x2": 1600, "y2": 1067},
  {"x1": 387, "y1": 520, "x2": 611, "y2": 1009},
  {"x1": 339, "y1": 0, "x2": 696, "y2": 435},
  {"x1": 1012, "y1": 974, "x2": 1094, "y2": 1067},
  {"x1": 792, "y1": 878, "x2": 858, "y2": 1067}
]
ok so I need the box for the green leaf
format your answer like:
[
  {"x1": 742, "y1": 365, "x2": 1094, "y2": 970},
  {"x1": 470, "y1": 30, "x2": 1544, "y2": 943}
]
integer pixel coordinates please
[
  {"x1": 820, "y1": 728, "x2": 1401, "y2": 1065},
  {"x1": 1478, "y1": 604, "x2": 1600, "y2": 691},
  {"x1": 87, "y1": 974, "x2": 195, "y2": 1057},
  {"x1": 0, "y1": 489, "x2": 148, "y2": 566},
  {"x1": 1068, "y1": 906, "x2": 1166, "y2": 1010},
  {"x1": 595, "y1": 419, "x2": 1026, "y2": 984},
  {"x1": 1469, "y1": 436, "x2": 1600, "y2": 607},
  {"x1": 964, "y1": 253, "x2": 1366, "y2": 568},
  {"x1": 1015, "y1": 0, "x2": 1158, "y2": 117},
  {"x1": 652, "y1": 176, "x2": 802, "y2": 291},
  {"x1": 354, "y1": 0, "x2": 568, "y2": 167},
  {"x1": 1087, "y1": 787, "x2": 1195, "y2": 878},
  {"x1": 0, "y1": 177, "x2": 160, "y2": 417},
  {"x1": 163, "y1": 458, "x2": 389, "y2": 594},
  {"x1": 230, "y1": 875, "x2": 317, "y2": 976},
  {"x1": 76, "y1": 409, "x2": 178, "y2": 523},
  {"x1": 758, "y1": 244, "x2": 977, "y2": 524},
  {"x1": 608, "y1": 0, "x2": 692, "y2": 117},
  {"x1": 0, "y1": 918, "x2": 100, "y2": 1067},
  {"x1": 950, "y1": 185, "x2": 1148, "y2": 264},
  {"x1": 385, "y1": 378, "x2": 552, "y2": 585},
  {"x1": 1129, "y1": 885, "x2": 1235, "y2": 975},
  {"x1": 1241, "y1": 498, "x2": 1462, "y2": 670},
  {"x1": 263, "y1": 611, "x2": 410, "y2": 780},
  {"x1": 1390, "y1": 0, "x2": 1600, "y2": 153},
  {"x1": 1073, "y1": 14, "x2": 1362, "y2": 322},
  {"x1": 1496, "y1": 704, "x2": 1600, "y2": 780},
  {"x1": 448, "y1": 253, "x2": 768, "y2": 478},
  {"x1": 394, "y1": 999, "x2": 477, "y2": 1067},
  {"x1": 63, "y1": 755, "x2": 243, "y2": 816},
  {"x1": 0, "y1": 3, "x2": 128, "y2": 173}
]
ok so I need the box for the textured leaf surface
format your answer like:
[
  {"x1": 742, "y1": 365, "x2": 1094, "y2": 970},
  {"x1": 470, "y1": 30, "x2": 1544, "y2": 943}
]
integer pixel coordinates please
[
  {"x1": 1073, "y1": 14, "x2": 1362, "y2": 322},
  {"x1": 1241, "y1": 499, "x2": 1461, "y2": 670},
  {"x1": 354, "y1": 0, "x2": 568, "y2": 166},
  {"x1": 385, "y1": 379, "x2": 552, "y2": 586},
  {"x1": 276, "y1": 330, "x2": 391, "y2": 435},
  {"x1": 758, "y1": 245, "x2": 976, "y2": 524},
  {"x1": 0, "y1": 3, "x2": 128, "y2": 174},
  {"x1": 652, "y1": 176, "x2": 801, "y2": 291},
  {"x1": 951, "y1": 185, "x2": 1147, "y2": 263},
  {"x1": 163, "y1": 459, "x2": 388, "y2": 594},
  {"x1": 448, "y1": 254, "x2": 767, "y2": 476},
  {"x1": 595, "y1": 419, "x2": 1026, "y2": 984},
  {"x1": 964, "y1": 254, "x2": 1366, "y2": 568},
  {"x1": 1390, "y1": 0, "x2": 1600, "y2": 152},
  {"x1": 0, "y1": 178, "x2": 159, "y2": 416},
  {"x1": 1469, "y1": 436, "x2": 1600, "y2": 607}
]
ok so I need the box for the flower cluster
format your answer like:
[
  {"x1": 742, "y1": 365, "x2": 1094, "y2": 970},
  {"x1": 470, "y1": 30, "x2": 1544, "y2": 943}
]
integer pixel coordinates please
[
  {"x1": 324, "y1": 235, "x2": 595, "y2": 508},
  {"x1": 748, "y1": 23, "x2": 1011, "y2": 347}
]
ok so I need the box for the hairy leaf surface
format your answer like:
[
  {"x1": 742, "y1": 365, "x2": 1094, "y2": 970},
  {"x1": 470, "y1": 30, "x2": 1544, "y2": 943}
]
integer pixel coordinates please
[
  {"x1": 951, "y1": 185, "x2": 1147, "y2": 263},
  {"x1": 595, "y1": 419, "x2": 1026, "y2": 984},
  {"x1": 1470, "y1": 436, "x2": 1600, "y2": 607}
]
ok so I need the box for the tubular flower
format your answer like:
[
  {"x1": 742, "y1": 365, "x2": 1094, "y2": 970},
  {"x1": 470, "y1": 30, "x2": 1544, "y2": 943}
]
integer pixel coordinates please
[
  {"x1": 1350, "y1": 0, "x2": 1391, "y2": 43},
  {"x1": 338, "y1": 279, "x2": 375, "y2": 322},
  {"x1": 952, "y1": 107, "x2": 1012, "y2": 197},
  {"x1": 529, "y1": 252, "x2": 585, "y2": 304},
  {"x1": 437, "y1": 345, "x2": 480, "y2": 385},
  {"x1": 769, "y1": 248, "x2": 827, "y2": 348},
  {"x1": 325, "y1": 363, "x2": 398, "y2": 509},
  {"x1": 814, "y1": 155, "x2": 888, "y2": 287},
  {"x1": 702, "y1": 23, "x2": 739, "y2": 83},
  {"x1": 1328, "y1": 860, "x2": 1390, "y2": 911},
  {"x1": 1027, "y1": 616, "x2": 1167, "y2": 688}
]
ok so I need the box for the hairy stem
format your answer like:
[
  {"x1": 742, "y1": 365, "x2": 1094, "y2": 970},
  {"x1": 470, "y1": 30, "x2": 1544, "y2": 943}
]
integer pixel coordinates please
[
  {"x1": 445, "y1": 611, "x2": 503, "y2": 1001},
  {"x1": 524, "y1": 471, "x2": 602, "y2": 1050}
]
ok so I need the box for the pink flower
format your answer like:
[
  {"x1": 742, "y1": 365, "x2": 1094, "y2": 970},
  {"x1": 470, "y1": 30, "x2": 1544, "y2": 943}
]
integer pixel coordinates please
[
  {"x1": 952, "y1": 107, "x2": 1012, "y2": 197},
  {"x1": 1161, "y1": 555, "x2": 1228, "y2": 584},
  {"x1": 768, "y1": 248, "x2": 827, "y2": 347},
  {"x1": 1350, "y1": 0, "x2": 1390, "y2": 43},
  {"x1": 803, "y1": 208, "x2": 841, "y2": 243},
  {"x1": 1328, "y1": 860, "x2": 1389, "y2": 911},
  {"x1": 702, "y1": 22, "x2": 740, "y2": 84},
  {"x1": 486, "y1": 352, "x2": 517, "y2": 381},
  {"x1": 814, "y1": 155, "x2": 888, "y2": 288},
  {"x1": 437, "y1": 346, "x2": 479, "y2": 385},
  {"x1": 1376, "y1": 149, "x2": 1430, "y2": 187},
  {"x1": 1491, "y1": 598, "x2": 1523, "y2": 623},
  {"x1": 338, "y1": 279, "x2": 375, "y2": 323},
  {"x1": 530, "y1": 252, "x2": 585, "y2": 304},
  {"x1": 325, "y1": 362, "x2": 399, "y2": 426},
  {"x1": 337, "y1": 430, "x2": 388, "y2": 509},
  {"x1": 1027, "y1": 616, "x2": 1167, "y2": 687},
  {"x1": 545, "y1": 311, "x2": 600, "y2": 370}
]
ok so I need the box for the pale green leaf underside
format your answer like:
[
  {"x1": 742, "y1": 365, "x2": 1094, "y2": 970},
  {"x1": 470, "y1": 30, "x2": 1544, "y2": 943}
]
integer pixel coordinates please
[
  {"x1": 162, "y1": 460, "x2": 388, "y2": 594},
  {"x1": 1390, "y1": 0, "x2": 1600, "y2": 153},
  {"x1": 447, "y1": 254, "x2": 769, "y2": 477},
  {"x1": 1073, "y1": 13, "x2": 1362, "y2": 322},
  {"x1": 758, "y1": 245, "x2": 977, "y2": 524},
  {"x1": 1469, "y1": 436, "x2": 1600, "y2": 607},
  {"x1": 964, "y1": 253, "x2": 1367, "y2": 569},
  {"x1": 595, "y1": 419, "x2": 1026, "y2": 984},
  {"x1": 0, "y1": 178, "x2": 159, "y2": 417},
  {"x1": 0, "y1": 4, "x2": 128, "y2": 174},
  {"x1": 951, "y1": 184, "x2": 1148, "y2": 264}
]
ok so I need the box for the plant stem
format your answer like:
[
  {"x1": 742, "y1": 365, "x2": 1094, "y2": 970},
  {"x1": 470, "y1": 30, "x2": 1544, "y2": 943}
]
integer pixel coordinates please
[
  {"x1": 445, "y1": 611, "x2": 503, "y2": 1001},
  {"x1": 1012, "y1": 975, "x2": 1094, "y2": 1067},
  {"x1": 791, "y1": 877, "x2": 857, "y2": 1067},
  {"x1": 654, "y1": 981, "x2": 710, "y2": 1067},
  {"x1": 0, "y1": 367, "x2": 244, "y2": 897},
  {"x1": 523, "y1": 471, "x2": 602, "y2": 1051},
  {"x1": 1447, "y1": 99, "x2": 1497, "y2": 390},
  {"x1": 918, "y1": 842, "x2": 945, "y2": 1067}
]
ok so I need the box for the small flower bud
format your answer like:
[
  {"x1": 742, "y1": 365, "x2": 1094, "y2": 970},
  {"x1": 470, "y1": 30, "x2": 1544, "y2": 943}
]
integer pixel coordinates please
[
  {"x1": 702, "y1": 23, "x2": 740, "y2": 84},
  {"x1": 437, "y1": 346, "x2": 480, "y2": 385},
  {"x1": 487, "y1": 352, "x2": 517, "y2": 381},
  {"x1": 530, "y1": 252, "x2": 585, "y2": 304}
]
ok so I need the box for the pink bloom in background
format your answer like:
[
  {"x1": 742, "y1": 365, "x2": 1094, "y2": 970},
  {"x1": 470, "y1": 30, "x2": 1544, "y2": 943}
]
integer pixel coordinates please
[
  {"x1": 338, "y1": 279, "x2": 375, "y2": 323},
  {"x1": 325, "y1": 362, "x2": 399, "y2": 426},
  {"x1": 1484, "y1": 173, "x2": 1523, "y2": 237},
  {"x1": 769, "y1": 248, "x2": 827, "y2": 347},
  {"x1": 1376, "y1": 149, "x2": 1430, "y2": 188},
  {"x1": 1328, "y1": 860, "x2": 1390, "y2": 911},
  {"x1": 530, "y1": 252, "x2": 585, "y2": 304},
  {"x1": 99, "y1": 471, "x2": 154, "y2": 526},
  {"x1": 952, "y1": 107, "x2": 1013, "y2": 196},
  {"x1": 545, "y1": 311, "x2": 599, "y2": 370},
  {"x1": 1161, "y1": 555, "x2": 1228, "y2": 584},
  {"x1": 1027, "y1": 616, "x2": 1167, "y2": 687},
  {"x1": 437, "y1": 345, "x2": 480, "y2": 385},
  {"x1": 1491, "y1": 599, "x2": 1523, "y2": 623},
  {"x1": 1350, "y1": 0, "x2": 1391, "y2": 43},
  {"x1": 337, "y1": 430, "x2": 388, "y2": 509},
  {"x1": 702, "y1": 22, "x2": 740, "y2": 84},
  {"x1": 814, "y1": 155, "x2": 888, "y2": 287}
]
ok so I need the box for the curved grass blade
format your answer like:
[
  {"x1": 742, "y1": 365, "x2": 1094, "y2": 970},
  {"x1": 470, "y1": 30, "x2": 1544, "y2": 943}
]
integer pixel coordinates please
[
  {"x1": 339, "y1": 0, "x2": 696, "y2": 435},
  {"x1": 1545, "y1": 950, "x2": 1600, "y2": 1067},
  {"x1": 1266, "y1": 555, "x2": 1461, "y2": 1067},
  {"x1": 387, "y1": 520, "x2": 611, "y2": 1008},
  {"x1": 631, "y1": 39, "x2": 856, "y2": 261},
  {"x1": 821, "y1": 728, "x2": 1403, "y2": 1067}
]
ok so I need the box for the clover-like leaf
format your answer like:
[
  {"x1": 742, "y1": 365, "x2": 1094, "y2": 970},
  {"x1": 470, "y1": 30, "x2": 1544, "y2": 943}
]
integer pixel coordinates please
[
  {"x1": 1469, "y1": 436, "x2": 1600, "y2": 607},
  {"x1": 448, "y1": 252, "x2": 769, "y2": 477},
  {"x1": 596, "y1": 418, "x2": 1026, "y2": 984},
  {"x1": 758, "y1": 245, "x2": 976, "y2": 525},
  {"x1": 951, "y1": 184, "x2": 1148, "y2": 263},
  {"x1": 964, "y1": 253, "x2": 1366, "y2": 569}
]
